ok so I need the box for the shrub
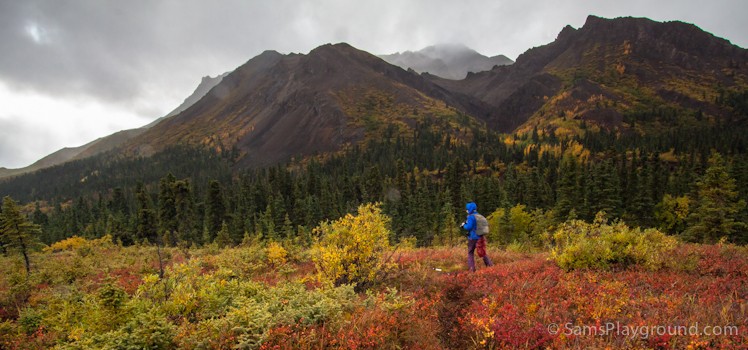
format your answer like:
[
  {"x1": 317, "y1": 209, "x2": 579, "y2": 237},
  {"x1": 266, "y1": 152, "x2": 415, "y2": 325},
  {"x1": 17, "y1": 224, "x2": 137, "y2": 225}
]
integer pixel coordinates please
[
  {"x1": 44, "y1": 236, "x2": 89, "y2": 253},
  {"x1": 208, "y1": 245, "x2": 267, "y2": 278},
  {"x1": 70, "y1": 309, "x2": 177, "y2": 350},
  {"x1": 44, "y1": 235, "x2": 114, "y2": 254},
  {"x1": 175, "y1": 282, "x2": 356, "y2": 349},
  {"x1": 18, "y1": 307, "x2": 42, "y2": 335},
  {"x1": 265, "y1": 241, "x2": 288, "y2": 267},
  {"x1": 487, "y1": 205, "x2": 554, "y2": 249},
  {"x1": 311, "y1": 203, "x2": 394, "y2": 291},
  {"x1": 551, "y1": 212, "x2": 678, "y2": 270}
]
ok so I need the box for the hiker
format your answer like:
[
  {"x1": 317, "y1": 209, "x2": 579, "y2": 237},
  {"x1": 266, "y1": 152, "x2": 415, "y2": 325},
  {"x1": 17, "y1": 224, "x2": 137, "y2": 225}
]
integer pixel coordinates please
[{"x1": 460, "y1": 202, "x2": 493, "y2": 272}]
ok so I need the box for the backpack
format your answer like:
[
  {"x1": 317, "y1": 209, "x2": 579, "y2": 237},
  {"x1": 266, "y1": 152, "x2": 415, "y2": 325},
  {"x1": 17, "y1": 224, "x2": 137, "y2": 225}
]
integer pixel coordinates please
[{"x1": 473, "y1": 213, "x2": 489, "y2": 236}]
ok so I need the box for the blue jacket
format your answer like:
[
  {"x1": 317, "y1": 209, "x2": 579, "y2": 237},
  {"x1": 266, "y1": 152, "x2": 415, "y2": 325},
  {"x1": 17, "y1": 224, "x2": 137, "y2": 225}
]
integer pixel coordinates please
[{"x1": 463, "y1": 202, "x2": 481, "y2": 240}]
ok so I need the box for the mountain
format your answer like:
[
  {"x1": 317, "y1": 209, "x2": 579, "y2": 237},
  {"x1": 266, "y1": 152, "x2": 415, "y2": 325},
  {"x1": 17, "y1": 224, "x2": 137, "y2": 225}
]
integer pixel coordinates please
[
  {"x1": 0, "y1": 73, "x2": 227, "y2": 179},
  {"x1": 430, "y1": 15, "x2": 748, "y2": 134},
  {"x1": 380, "y1": 43, "x2": 514, "y2": 80},
  {"x1": 3, "y1": 15, "x2": 748, "y2": 257},
  {"x1": 162, "y1": 74, "x2": 230, "y2": 120},
  {"x1": 3, "y1": 15, "x2": 747, "y2": 185},
  {"x1": 0, "y1": 144, "x2": 91, "y2": 179},
  {"x1": 126, "y1": 44, "x2": 493, "y2": 167}
]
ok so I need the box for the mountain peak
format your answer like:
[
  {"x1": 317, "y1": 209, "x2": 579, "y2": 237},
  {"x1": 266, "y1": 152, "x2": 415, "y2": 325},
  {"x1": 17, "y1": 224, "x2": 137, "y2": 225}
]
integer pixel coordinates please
[
  {"x1": 431, "y1": 15, "x2": 748, "y2": 134},
  {"x1": 127, "y1": 42, "x2": 483, "y2": 166},
  {"x1": 380, "y1": 43, "x2": 513, "y2": 80},
  {"x1": 309, "y1": 42, "x2": 358, "y2": 55},
  {"x1": 557, "y1": 24, "x2": 577, "y2": 41}
]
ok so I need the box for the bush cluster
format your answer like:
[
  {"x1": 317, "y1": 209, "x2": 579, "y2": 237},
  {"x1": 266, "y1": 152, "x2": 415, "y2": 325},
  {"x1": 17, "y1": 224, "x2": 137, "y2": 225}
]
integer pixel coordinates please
[
  {"x1": 311, "y1": 203, "x2": 394, "y2": 291},
  {"x1": 551, "y1": 212, "x2": 679, "y2": 270}
]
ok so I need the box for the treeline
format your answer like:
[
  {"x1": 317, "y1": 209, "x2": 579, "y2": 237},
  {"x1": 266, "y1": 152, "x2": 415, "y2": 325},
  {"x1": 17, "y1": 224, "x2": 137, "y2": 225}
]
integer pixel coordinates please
[{"x1": 3, "y1": 113, "x2": 748, "y2": 248}]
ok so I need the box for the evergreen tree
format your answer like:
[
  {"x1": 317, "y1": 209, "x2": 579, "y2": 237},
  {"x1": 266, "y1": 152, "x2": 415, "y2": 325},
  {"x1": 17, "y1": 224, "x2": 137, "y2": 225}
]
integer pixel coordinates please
[
  {"x1": 109, "y1": 187, "x2": 129, "y2": 215},
  {"x1": 631, "y1": 153, "x2": 656, "y2": 227},
  {"x1": 174, "y1": 179, "x2": 196, "y2": 244},
  {"x1": 446, "y1": 159, "x2": 463, "y2": 214},
  {"x1": 135, "y1": 183, "x2": 157, "y2": 243},
  {"x1": 261, "y1": 204, "x2": 277, "y2": 240},
  {"x1": 435, "y1": 200, "x2": 460, "y2": 246},
  {"x1": 214, "y1": 221, "x2": 232, "y2": 248},
  {"x1": 0, "y1": 196, "x2": 41, "y2": 276},
  {"x1": 204, "y1": 180, "x2": 226, "y2": 243},
  {"x1": 594, "y1": 159, "x2": 622, "y2": 219},
  {"x1": 281, "y1": 213, "x2": 294, "y2": 239},
  {"x1": 158, "y1": 173, "x2": 178, "y2": 243},
  {"x1": 555, "y1": 154, "x2": 579, "y2": 221},
  {"x1": 683, "y1": 153, "x2": 747, "y2": 243}
]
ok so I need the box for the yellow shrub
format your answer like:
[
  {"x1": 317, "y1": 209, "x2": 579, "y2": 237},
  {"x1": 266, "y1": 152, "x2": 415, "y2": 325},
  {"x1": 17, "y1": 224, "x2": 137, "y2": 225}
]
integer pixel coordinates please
[
  {"x1": 43, "y1": 235, "x2": 114, "y2": 253},
  {"x1": 44, "y1": 236, "x2": 88, "y2": 252},
  {"x1": 312, "y1": 203, "x2": 393, "y2": 291},
  {"x1": 266, "y1": 241, "x2": 288, "y2": 267}
]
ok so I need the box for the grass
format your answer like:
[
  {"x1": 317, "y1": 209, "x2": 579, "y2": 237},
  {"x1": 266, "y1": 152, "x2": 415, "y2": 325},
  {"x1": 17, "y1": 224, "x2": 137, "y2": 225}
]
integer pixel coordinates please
[{"x1": 0, "y1": 240, "x2": 746, "y2": 349}]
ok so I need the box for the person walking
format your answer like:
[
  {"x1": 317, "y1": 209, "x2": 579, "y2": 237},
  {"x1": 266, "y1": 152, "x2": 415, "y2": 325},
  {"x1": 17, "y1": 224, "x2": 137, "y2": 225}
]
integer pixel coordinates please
[{"x1": 460, "y1": 201, "x2": 493, "y2": 272}]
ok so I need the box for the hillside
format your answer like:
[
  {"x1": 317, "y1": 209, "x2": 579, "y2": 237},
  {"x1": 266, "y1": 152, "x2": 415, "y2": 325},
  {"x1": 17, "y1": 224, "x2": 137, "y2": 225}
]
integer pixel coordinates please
[
  {"x1": 6, "y1": 15, "x2": 744, "y2": 180},
  {"x1": 127, "y1": 44, "x2": 494, "y2": 167},
  {"x1": 430, "y1": 15, "x2": 748, "y2": 134},
  {"x1": 379, "y1": 43, "x2": 514, "y2": 80},
  {"x1": 0, "y1": 15, "x2": 746, "y2": 251},
  {"x1": 0, "y1": 73, "x2": 227, "y2": 179},
  {"x1": 1, "y1": 12, "x2": 748, "y2": 350}
]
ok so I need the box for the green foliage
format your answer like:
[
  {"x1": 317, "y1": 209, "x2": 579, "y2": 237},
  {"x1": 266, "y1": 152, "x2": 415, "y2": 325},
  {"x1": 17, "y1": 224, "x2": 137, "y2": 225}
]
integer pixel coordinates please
[
  {"x1": 18, "y1": 307, "x2": 42, "y2": 334},
  {"x1": 551, "y1": 212, "x2": 679, "y2": 270},
  {"x1": 172, "y1": 282, "x2": 356, "y2": 349},
  {"x1": 98, "y1": 277, "x2": 129, "y2": 310},
  {"x1": 683, "y1": 153, "x2": 747, "y2": 244},
  {"x1": 655, "y1": 194, "x2": 690, "y2": 234},
  {"x1": 0, "y1": 196, "x2": 42, "y2": 276},
  {"x1": 204, "y1": 180, "x2": 226, "y2": 243},
  {"x1": 70, "y1": 309, "x2": 177, "y2": 350},
  {"x1": 433, "y1": 201, "x2": 461, "y2": 246},
  {"x1": 3, "y1": 107, "x2": 748, "y2": 251},
  {"x1": 214, "y1": 221, "x2": 233, "y2": 248},
  {"x1": 488, "y1": 204, "x2": 554, "y2": 249},
  {"x1": 312, "y1": 203, "x2": 393, "y2": 291}
]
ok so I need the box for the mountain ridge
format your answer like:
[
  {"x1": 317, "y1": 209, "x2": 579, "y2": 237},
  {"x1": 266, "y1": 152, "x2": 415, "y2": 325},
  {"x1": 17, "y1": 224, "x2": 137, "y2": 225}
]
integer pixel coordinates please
[
  {"x1": 0, "y1": 73, "x2": 228, "y2": 179},
  {"x1": 429, "y1": 15, "x2": 748, "y2": 135},
  {"x1": 3, "y1": 15, "x2": 747, "y2": 180},
  {"x1": 380, "y1": 43, "x2": 514, "y2": 80},
  {"x1": 126, "y1": 42, "x2": 494, "y2": 167}
]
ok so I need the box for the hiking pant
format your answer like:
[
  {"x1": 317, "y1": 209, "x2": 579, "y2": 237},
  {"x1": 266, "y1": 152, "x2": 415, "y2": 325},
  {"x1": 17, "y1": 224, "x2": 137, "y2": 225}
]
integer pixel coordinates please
[{"x1": 468, "y1": 238, "x2": 493, "y2": 272}]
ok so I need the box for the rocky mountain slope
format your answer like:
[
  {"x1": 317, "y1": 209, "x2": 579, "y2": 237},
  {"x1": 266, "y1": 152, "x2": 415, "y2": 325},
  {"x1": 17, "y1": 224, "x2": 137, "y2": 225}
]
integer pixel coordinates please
[
  {"x1": 3, "y1": 15, "x2": 746, "y2": 178},
  {"x1": 430, "y1": 15, "x2": 748, "y2": 134},
  {"x1": 126, "y1": 44, "x2": 494, "y2": 167}
]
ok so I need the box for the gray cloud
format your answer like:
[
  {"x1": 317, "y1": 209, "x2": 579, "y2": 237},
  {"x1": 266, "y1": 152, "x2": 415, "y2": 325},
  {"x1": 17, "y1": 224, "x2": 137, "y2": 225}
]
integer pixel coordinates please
[
  {"x1": 2, "y1": 0, "x2": 746, "y2": 103},
  {"x1": 0, "y1": 0, "x2": 746, "y2": 168},
  {"x1": 0, "y1": 116, "x2": 56, "y2": 168}
]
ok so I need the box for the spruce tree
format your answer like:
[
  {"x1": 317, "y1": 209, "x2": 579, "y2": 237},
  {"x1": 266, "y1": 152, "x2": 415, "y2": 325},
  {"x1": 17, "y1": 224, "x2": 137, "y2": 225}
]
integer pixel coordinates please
[
  {"x1": 174, "y1": 179, "x2": 195, "y2": 243},
  {"x1": 0, "y1": 196, "x2": 41, "y2": 277},
  {"x1": 214, "y1": 221, "x2": 232, "y2": 248},
  {"x1": 158, "y1": 173, "x2": 178, "y2": 243},
  {"x1": 435, "y1": 196, "x2": 460, "y2": 246},
  {"x1": 555, "y1": 154, "x2": 579, "y2": 221},
  {"x1": 683, "y1": 153, "x2": 747, "y2": 243},
  {"x1": 204, "y1": 180, "x2": 226, "y2": 243},
  {"x1": 135, "y1": 183, "x2": 157, "y2": 243}
]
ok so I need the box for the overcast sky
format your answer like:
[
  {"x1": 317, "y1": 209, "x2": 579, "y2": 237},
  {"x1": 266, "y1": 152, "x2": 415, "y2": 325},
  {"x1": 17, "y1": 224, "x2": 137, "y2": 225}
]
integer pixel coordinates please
[{"x1": 0, "y1": 0, "x2": 746, "y2": 168}]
